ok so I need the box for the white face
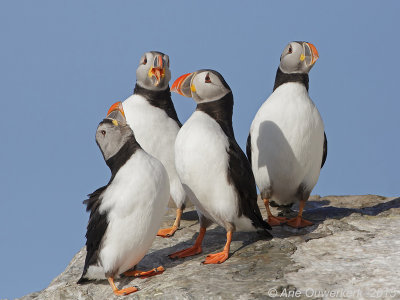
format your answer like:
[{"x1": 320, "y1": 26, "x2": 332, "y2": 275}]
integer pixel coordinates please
[
  {"x1": 95, "y1": 120, "x2": 132, "y2": 161},
  {"x1": 136, "y1": 51, "x2": 171, "y2": 90},
  {"x1": 190, "y1": 70, "x2": 231, "y2": 103},
  {"x1": 279, "y1": 41, "x2": 317, "y2": 74}
]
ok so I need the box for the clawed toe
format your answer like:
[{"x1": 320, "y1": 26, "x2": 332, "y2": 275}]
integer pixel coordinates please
[
  {"x1": 157, "y1": 226, "x2": 178, "y2": 238},
  {"x1": 267, "y1": 215, "x2": 288, "y2": 226},
  {"x1": 124, "y1": 266, "x2": 165, "y2": 278},
  {"x1": 286, "y1": 216, "x2": 313, "y2": 228},
  {"x1": 169, "y1": 246, "x2": 202, "y2": 259},
  {"x1": 202, "y1": 251, "x2": 229, "y2": 264},
  {"x1": 113, "y1": 286, "x2": 138, "y2": 296}
]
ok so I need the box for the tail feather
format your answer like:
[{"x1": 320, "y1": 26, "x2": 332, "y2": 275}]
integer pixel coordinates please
[
  {"x1": 251, "y1": 213, "x2": 272, "y2": 237},
  {"x1": 77, "y1": 276, "x2": 90, "y2": 285}
]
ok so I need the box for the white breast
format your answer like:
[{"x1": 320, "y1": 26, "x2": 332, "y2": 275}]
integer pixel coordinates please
[
  {"x1": 122, "y1": 95, "x2": 186, "y2": 208},
  {"x1": 175, "y1": 111, "x2": 253, "y2": 231},
  {"x1": 250, "y1": 83, "x2": 324, "y2": 205},
  {"x1": 98, "y1": 150, "x2": 169, "y2": 277}
]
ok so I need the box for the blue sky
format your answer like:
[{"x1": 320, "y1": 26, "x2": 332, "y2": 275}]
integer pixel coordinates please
[{"x1": 1, "y1": 1, "x2": 399, "y2": 298}]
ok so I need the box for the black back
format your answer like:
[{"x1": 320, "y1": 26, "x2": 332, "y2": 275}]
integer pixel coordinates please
[
  {"x1": 197, "y1": 93, "x2": 271, "y2": 232},
  {"x1": 273, "y1": 67, "x2": 309, "y2": 91},
  {"x1": 77, "y1": 185, "x2": 108, "y2": 284},
  {"x1": 246, "y1": 133, "x2": 252, "y2": 165},
  {"x1": 321, "y1": 131, "x2": 328, "y2": 168},
  {"x1": 77, "y1": 129, "x2": 140, "y2": 283},
  {"x1": 134, "y1": 84, "x2": 182, "y2": 127}
]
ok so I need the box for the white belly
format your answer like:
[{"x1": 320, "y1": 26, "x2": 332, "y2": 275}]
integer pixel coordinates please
[
  {"x1": 250, "y1": 83, "x2": 324, "y2": 205},
  {"x1": 97, "y1": 150, "x2": 169, "y2": 277},
  {"x1": 122, "y1": 95, "x2": 186, "y2": 208},
  {"x1": 175, "y1": 111, "x2": 252, "y2": 230}
]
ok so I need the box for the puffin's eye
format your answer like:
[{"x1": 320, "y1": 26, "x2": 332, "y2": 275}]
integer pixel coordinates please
[
  {"x1": 101, "y1": 130, "x2": 106, "y2": 136},
  {"x1": 205, "y1": 73, "x2": 211, "y2": 83},
  {"x1": 288, "y1": 46, "x2": 293, "y2": 54},
  {"x1": 142, "y1": 56, "x2": 147, "y2": 65}
]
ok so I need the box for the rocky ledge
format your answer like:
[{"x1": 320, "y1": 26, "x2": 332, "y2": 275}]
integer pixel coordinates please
[{"x1": 19, "y1": 195, "x2": 400, "y2": 300}]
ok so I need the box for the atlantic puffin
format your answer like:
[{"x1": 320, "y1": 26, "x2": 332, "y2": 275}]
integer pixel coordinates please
[
  {"x1": 77, "y1": 108, "x2": 169, "y2": 296},
  {"x1": 247, "y1": 41, "x2": 327, "y2": 228},
  {"x1": 169, "y1": 69, "x2": 271, "y2": 264},
  {"x1": 107, "y1": 51, "x2": 186, "y2": 238}
]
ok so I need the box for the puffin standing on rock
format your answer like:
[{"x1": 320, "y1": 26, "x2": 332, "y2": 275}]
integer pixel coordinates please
[
  {"x1": 247, "y1": 41, "x2": 327, "y2": 228},
  {"x1": 77, "y1": 108, "x2": 169, "y2": 296},
  {"x1": 107, "y1": 51, "x2": 186, "y2": 238},
  {"x1": 169, "y1": 69, "x2": 271, "y2": 264}
]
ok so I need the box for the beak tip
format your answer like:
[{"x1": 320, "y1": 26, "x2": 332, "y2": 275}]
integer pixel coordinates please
[
  {"x1": 170, "y1": 82, "x2": 179, "y2": 94},
  {"x1": 171, "y1": 72, "x2": 193, "y2": 97},
  {"x1": 306, "y1": 42, "x2": 319, "y2": 63},
  {"x1": 106, "y1": 101, "x2": 125, "y2": 118}
]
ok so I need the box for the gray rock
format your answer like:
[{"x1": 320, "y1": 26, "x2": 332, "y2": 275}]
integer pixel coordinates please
[{"x1": 19, "y1": 195, "x2": 400, "y2": 300}]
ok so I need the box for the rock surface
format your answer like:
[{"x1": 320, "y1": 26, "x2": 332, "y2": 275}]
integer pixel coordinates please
[{"x1": 18, "y1": 195, "x2": 400, "y2": 300}]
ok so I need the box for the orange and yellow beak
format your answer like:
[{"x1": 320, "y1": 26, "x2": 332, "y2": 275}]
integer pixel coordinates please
[
  {"x1": 148, "y1": 55, "x2": 165, "y2": 86},
  {"x1": 301, "y1": 42, "x2": 319, "y2": 66},
  {"x1": 171, "y1": 72, "x2": 195, "y2": 97},
  {"x1": 106, "y1": 101, "x2": 126, "y2": 125},
  {"x1": 307, "y1": 42, "x2": 319, "y2": 65}
]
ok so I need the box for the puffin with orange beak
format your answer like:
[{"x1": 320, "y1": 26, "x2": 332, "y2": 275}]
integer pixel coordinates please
[
  {"x1": 77, "y1": 107, "x2": 169, "y2": 296},
  {"x1": 247, "y1": 41, "x2": 327, "y2": 228},
  {"x1": 107, "y1": 51, "x2": 187, "y2": 238},
  {"x1": 169, "y1": 69, "x2": 271, "y2": 264}
]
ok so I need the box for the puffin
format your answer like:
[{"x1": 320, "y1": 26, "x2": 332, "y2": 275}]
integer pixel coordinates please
[
  {"x1": 247, "y1": 41, "x2": 327, "y2": 228},
  {"x1": 169, "y1": 69, "x2": 271, "y2": 264},
  {"x1": 77, "y1": 107, "x2": 169, "y2": 296},
  {"x1": 107, "y1": 51, "x2": 186, "y2": 238}
]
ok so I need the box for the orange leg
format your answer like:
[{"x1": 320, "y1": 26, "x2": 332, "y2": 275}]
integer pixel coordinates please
[
  {"x1": 157, "y1": 208, "x2": 183, "y2": 238},
  {"x1": 169, "y1": 227, "x2": 206, "y2": 259},
  {"x1": 203, "y1": 230, "x2": 232, "y2": 264},
  {"x1": 123, "y1": 266, "x2": 165, "y2": 279},
  {"x1": 263, "y1": 198, "x2": 288, "y2": 226},
  {"x1": 108, "y1": 277, "x2": 138, "y2": 296},
  {"x1": 286, "y1": 199, "x2": 314, "y2": 228}
]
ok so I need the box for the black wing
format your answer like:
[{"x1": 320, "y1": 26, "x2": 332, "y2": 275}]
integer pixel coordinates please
[
  {"x1": 77, "y1": 186, "x2": 109, "y2": 284},
  {"x1": 227, "y1": 139, "x2": 271, "y2": 232},
  {"x1": 246, "y1": 133, "x2": 252, "y2": 164},
  {"x1": 321, "y1": 131, "x2": 327, "y2": 168}
]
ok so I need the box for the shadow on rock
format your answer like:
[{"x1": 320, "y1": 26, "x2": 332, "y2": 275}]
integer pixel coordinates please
[
  {"x1": 181, "y1": 210, "x2": 199, "y2": 221},
  {"x1": 137, "y1": 226, "x2": 271, "y2": 270},
  {"x1": 304, "y1": 197, "x2": 400, "y2": 221},
  {"x1": 269, "y1": 197, "x2": 400, "y2": 238}
]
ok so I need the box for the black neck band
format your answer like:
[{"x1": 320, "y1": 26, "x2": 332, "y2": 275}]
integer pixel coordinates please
[
  {"x1": 133, "y1": 84, "x2": 182, "y2": 127},
  {"x1": 106, "y1": 137, "x2": 141, "y2": 179},
  {"x1": 196, "y1": 92, "x2": 234, "y2": 138},
  {"x1": 273, "y1": 67, "x2": 309, "y2": 91}
]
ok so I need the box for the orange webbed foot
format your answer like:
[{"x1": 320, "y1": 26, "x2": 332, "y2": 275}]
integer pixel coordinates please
[
  {"x1": 202, "y1": 251, "x2": 229, "y2": 264},
  {"x1": 286, "y1": 216, "x2": 314, "y2": 228},
  {"x1": 113, "y1": 286, "x2": 138, "y2": 296},
  {"x1": 123, "y1": 266, "x2": 165, "y2": 278},
  {"x1": 157, "y1": 226, "x2": 178, "y2": 238},
  {"x1": 267, "y1": 215, "x2": 288, "y2": 226},
  {"x1": 169, "y1": 227, "x2": 206, "y2": 259},
  {"x1": 108, "y1": 277, "x2": 138, "y2": 296},
  {"x1": 169, "y1": 245, "x2": 202, "y2": 259}
]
